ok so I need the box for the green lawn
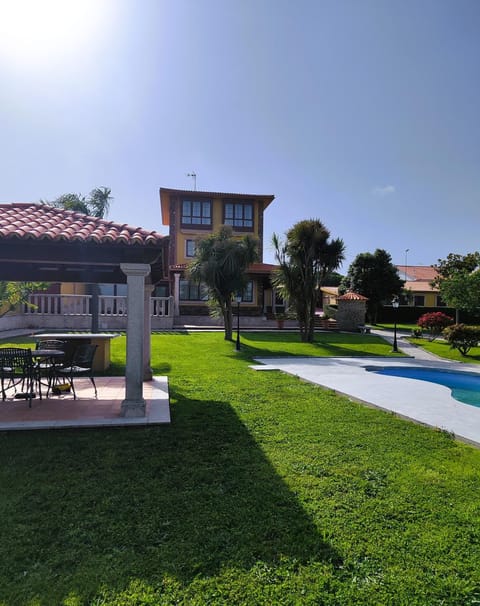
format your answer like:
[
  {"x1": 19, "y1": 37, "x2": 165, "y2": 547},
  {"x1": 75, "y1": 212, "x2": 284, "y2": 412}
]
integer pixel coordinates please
[
  {"x1": 408, "y1": 337, "x2": 480, "y2": 364},
  {"x1": 0, "y1": 332, "x2": 480, "y2": 605}
]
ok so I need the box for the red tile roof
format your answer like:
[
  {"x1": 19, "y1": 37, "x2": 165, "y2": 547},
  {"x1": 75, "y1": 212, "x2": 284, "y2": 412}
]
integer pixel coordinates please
[
  {"x1": 0, "y1": 203, "x2": 164, "y2": 246},
  {"x1": 396, "y1": 265, "x2": 438, "y2": 281},
  {"x1": 337, "y1": 291, "x2": 368, "y2": 301},
  {"x1": 248, "y1": 262, "x2": 278, "y2": 274},
  {"x1": 404, "y1": 280, "x2": 438, "y2": 292}
]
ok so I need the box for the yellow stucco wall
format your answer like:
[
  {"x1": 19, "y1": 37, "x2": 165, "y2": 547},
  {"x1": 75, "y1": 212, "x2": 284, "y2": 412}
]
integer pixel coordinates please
[
  {"x1": 175, "y1": 196, "x2": 262, "y2": 265},
  {"x1": 60, "y1": 283, "x2": 87, "y2": 295}
]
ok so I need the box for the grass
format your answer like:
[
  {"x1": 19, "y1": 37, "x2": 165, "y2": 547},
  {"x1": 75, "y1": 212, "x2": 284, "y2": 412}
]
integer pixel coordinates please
[
  {"x1": 0, "y1": 332, "x2": 480, "y2": 604},
  {"x1": 408, "y1": 337, "x2": 480, "y2": 364}
]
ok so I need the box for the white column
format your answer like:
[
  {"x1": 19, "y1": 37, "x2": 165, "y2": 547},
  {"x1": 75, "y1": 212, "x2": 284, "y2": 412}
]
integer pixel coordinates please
[
  {"x1": 173, "y1": 272, "x2": 181, "y2": 316},
  {"x1": 120, "y1": 263, "x2": 151, "y2": 417}
]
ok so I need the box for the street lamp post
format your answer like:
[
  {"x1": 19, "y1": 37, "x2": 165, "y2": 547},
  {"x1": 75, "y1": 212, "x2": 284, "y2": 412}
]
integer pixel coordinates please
[
  {"x1": 235, "y1": 293, "x2": 242, "y2": 351},
  {"x1": 392, "y1": 296, "x2": 399, "y2": 353}
]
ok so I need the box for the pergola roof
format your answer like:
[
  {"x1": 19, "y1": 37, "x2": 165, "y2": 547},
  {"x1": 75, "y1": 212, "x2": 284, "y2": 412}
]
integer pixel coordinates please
[{"x1": 0, "y1": 203, "x2": 167, "y2": 284}]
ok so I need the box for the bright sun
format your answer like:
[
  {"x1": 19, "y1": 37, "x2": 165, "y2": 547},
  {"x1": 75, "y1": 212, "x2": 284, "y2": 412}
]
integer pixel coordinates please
[{"x1": 0, "y1": 0, "x2": 111, "y2": 67}]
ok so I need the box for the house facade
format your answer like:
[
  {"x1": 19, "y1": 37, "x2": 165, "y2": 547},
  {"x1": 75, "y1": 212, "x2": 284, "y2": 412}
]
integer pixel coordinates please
[
  {"x1": 159, "y1": 187, "x2": 281, "y2": 324},
  {"x1": 396, "y1": 265, "x2": 443, "y2": 307}
]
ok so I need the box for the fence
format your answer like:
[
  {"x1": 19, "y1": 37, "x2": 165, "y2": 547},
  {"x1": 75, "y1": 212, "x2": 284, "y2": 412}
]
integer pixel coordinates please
[{"x1": 17, "y1": 294, "x2": 174, "y2": 330}]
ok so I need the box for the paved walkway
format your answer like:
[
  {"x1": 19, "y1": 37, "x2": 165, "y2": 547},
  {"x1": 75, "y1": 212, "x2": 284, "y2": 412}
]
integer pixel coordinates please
[
  {"x1": 0, "y1": 376, "x2": 171, "y2": 431},
  {"x1": 252, "y1": 330, "x2": 480, "y2": 447},
  {"x1": 370, "y1": 328, "x2": 450, "y2": 362}
]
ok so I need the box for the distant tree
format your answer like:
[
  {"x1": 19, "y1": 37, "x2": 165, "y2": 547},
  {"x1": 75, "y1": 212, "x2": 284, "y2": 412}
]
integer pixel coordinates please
[
  {"x1": 41, "y1": 187, "x2": 112, "y2": 218},
  {"x1": 87, "y1": 187, "x2": 112, "y2": 218},
  {"x1": 432, "y1": 253, "x2": 480, "y2": 323},
  {"x1": 188, "y1": 226, "x2": 258, "y2": 341},
  {"x1": 0, "y1": 282, "x2": 48, "y2": 317},
  {"x1": 341, "y1": 249, "x2": 403, "y2": 323},
  {"x1": 272, "y1": 219, "x2": 345, "y2": 343},
  {"x1": 323, "y1": 271, "x2": 344, "y2": 286}
]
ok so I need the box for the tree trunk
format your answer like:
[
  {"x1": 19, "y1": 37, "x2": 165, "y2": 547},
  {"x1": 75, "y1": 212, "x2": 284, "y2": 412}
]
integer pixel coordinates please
[{"x1": 223, "y1": 301, "x2": 233, "y2": 340}]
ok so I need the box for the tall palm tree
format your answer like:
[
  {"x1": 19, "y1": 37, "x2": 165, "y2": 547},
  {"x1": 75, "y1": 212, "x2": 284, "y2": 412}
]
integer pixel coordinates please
[
  {"x1": 88, "y1": 187, "x2": 112, "y2": 218},
  {"x1": 188, "y1": 226, "x2": 258, "y2": 340},
  {"x1": 272, "y1": 219, "x2": 345, "y2": 342}
]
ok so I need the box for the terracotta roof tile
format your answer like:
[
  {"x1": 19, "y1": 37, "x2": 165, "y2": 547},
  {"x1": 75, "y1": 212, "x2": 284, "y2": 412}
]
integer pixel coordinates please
[
  {"x1": 397, "y1": 265, "x2": 438, "y2": 281},
  {"x1": 338, "y1": 291, "x2": 368, "y2": 301},
  {"x1": 404, "y1": 280, "x2": 438, "y2": 292},
  {"x1": 0, "y1": 203, "x2": 164, "y2": 246}
]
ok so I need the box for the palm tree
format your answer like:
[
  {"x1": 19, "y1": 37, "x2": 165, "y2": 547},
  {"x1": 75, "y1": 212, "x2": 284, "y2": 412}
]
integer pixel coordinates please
[
  {"x1": 41, "y1": 187, "x2": 112, "y2": 218},
  {"x1": 272, "y1": 219, "x2": 345, "y2": 342},
  {"x1": 43, "y1": 193, "x2": 90, "y2": 214},
  {"x1": 188, "y1": 226, "x2": 258, "y2": 340},
  {"x1": 88, "y1": 187, "x2": 112, "y2": 218}
]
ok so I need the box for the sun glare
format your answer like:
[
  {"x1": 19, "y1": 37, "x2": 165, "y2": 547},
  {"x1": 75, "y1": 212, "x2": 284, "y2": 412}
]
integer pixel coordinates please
[{"x1": 0, "y1": 0, "x2": 112, "y2": 67}]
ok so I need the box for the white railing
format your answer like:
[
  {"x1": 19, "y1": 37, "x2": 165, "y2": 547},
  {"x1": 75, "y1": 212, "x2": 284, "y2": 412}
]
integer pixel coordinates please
[
  {"x1": 99, "y1": 296, "x2": 127, "y2": 317},
  {"x1": 24, "y1": 294, "x2": 173, "y2": 318},
  {"x1": 26, "y1": 294, "x2": 91, "y2": 315}
]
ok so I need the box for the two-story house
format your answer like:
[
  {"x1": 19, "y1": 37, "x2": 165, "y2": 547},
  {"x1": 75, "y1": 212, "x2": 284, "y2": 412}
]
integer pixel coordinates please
[
  {"x1": 396, "y1": 265, "x2": 443, "y2": 307},
  {"x1": 159, "y1": 187, "x2": 280, "y2": 324}
]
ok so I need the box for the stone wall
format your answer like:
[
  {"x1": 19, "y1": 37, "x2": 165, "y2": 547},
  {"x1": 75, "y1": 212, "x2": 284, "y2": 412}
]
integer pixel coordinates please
[{"x1": 337, "y1": 300, "x2": 367, "y2": 331}]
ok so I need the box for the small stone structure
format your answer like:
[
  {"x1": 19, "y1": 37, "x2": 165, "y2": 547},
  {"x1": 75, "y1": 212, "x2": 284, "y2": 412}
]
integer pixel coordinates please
[{"x1": 336, "y1": 291, "x2": 368, "y2": 331}]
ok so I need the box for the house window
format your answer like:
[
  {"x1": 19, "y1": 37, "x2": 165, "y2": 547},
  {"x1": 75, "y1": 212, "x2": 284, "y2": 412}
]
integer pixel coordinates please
[
  {"x1": 414, "y1": 295, "x2": 425, "y2": 306},
  {"x1": 181, "y1": 199, "x2": 211, "y2": 227},
  {"x1": 185, "y1": 239, "x2": 196, "y2": 258},
  {"x1": 224, "y1": 201, "x2": 253, "y2": 229},
  {"x1": 436, "y1": 295, "x2": 446, "y2": 307},
  {"x1": 179, "y1": 279, "x2": 208, "y2": 301},
  {"x1": 242, "y1": 281, "x2": 253, "y2": 303}
]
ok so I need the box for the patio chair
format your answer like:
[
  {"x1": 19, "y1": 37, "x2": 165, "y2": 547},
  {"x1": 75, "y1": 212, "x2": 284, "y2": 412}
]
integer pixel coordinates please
[
  {"x1": 0, "y1": 347, "x2": 40, "y2": 407},
  {"x1": 35, "y1": 340, "x2": 67, "y2": 395},
  {"x1": 57, "y1": 344, "x2": 98, "y2": 400}
]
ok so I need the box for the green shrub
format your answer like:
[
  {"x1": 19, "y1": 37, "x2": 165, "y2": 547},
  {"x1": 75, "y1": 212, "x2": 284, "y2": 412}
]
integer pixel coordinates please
[{"x1": 443, "y1": 323, "x2": 480, "y2": 356}]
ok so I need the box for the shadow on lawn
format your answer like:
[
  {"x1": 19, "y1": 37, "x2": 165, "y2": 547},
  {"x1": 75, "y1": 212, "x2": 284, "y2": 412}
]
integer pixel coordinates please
[{"x1": 0, "y1": 393, "x2": 340, "y2": 603}]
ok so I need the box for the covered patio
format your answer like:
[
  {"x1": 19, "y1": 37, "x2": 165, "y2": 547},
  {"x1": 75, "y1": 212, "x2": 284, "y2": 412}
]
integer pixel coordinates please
[
  {"x1": 0, "y1": 376, "x2": 170, "y2": 430},
  {"x1": 0, "y1": 203, "x2": 171, "y2": 428}
]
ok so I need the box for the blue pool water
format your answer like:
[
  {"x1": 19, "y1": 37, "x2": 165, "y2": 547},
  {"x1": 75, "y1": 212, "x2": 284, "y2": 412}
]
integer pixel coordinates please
[{"x1": 368, "y1": 366, "x2": 480, "y2": 407}]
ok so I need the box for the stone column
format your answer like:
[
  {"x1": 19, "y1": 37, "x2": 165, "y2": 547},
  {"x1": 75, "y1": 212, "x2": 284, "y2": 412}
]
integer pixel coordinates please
[{"x1": 120, "y1": 263, "x2": 151, "y2": 417}]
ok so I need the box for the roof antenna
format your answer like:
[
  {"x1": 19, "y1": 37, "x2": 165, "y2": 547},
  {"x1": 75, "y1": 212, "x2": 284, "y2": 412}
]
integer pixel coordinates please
[{"x1": 187, "y1": 172, "x2": 197, "y2": 191}]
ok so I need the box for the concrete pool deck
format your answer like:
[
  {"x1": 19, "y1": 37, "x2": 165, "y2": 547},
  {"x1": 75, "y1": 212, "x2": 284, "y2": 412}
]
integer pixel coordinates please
[{"x1": 252, "y1": 335, "x2": 480, "y2": 447}]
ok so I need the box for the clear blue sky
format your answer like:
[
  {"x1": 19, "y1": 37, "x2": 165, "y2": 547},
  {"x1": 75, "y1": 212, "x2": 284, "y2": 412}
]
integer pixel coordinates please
[{"x1": 1, "y1": 0, "x2": 479, "y2": 271}]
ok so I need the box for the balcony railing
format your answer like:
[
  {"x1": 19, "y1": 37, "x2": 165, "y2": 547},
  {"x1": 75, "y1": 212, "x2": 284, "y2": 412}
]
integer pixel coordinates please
[{"x1": 24, "y1": 294, "x2": 173, "y2": 318}]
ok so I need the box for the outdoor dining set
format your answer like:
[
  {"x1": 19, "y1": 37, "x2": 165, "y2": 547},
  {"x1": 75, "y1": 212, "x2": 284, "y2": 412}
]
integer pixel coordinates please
[{"x1": 0, "y1": 340, "x2": 98, "y2": 407}]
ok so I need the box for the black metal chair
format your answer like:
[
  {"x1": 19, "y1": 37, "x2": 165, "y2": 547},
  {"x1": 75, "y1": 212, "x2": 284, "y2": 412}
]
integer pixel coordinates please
[
  {"x1": 35, "y1": 340, "x2": 66, "y2": 395},
  {"x1": 0, "y1": 347, "x2": 40, "y2": 407},
  {"x1": 57, "y1": 344, "x2": 98, "y2": 399}
]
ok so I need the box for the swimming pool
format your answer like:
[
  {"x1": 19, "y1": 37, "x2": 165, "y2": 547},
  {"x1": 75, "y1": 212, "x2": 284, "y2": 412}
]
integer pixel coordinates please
[{"x1": 367, "y1": 366, "x2": 480, "y2": 408}]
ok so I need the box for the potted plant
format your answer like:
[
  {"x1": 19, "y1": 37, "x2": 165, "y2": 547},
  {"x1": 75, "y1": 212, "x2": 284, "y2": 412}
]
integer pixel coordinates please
[{"x1": 275, "y1": 312, "x2": 287, "y2": 329}]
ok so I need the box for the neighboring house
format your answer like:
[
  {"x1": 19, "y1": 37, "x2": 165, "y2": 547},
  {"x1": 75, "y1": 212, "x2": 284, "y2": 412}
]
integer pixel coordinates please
[
  {"x1": 159, "y1": 187, "x2": 280, "y2": 322},
  {"x1": 321, "y1": 266, "x2": 443, "y2": 310},
  {"x1": 396, "y1": 265, "x2": 443, "y2": 307},
  {"x1": 320, "y1": 286, "x2": 339, "y2": 309}
]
